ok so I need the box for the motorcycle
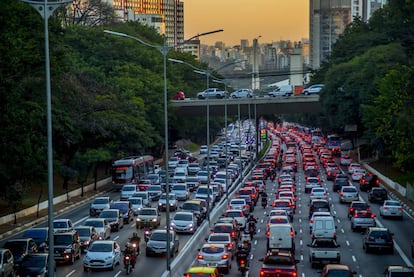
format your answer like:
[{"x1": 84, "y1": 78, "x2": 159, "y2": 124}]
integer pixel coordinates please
[
  {"x1": 144, "y1": 228, "x2": 152, "y2": 243},
  {"x1": 247, "y1": 221, "x2": 256, "y2": 241},
  {"x1": 124, "y1": 254, "x2": 133, "y2": 275},
  {"x1": 238, "y1": 258, "x2": 247, "y2": 275}
]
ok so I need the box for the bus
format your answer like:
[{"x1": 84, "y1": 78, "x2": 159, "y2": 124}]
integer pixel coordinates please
[
  {"x1": 111, "y1": 155, "x2": 155, "y2": 191},
  {"x1": 327, "y1": 135, "x2": 342, "y2": 156}
]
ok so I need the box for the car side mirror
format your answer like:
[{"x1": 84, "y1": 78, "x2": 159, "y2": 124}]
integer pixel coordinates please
[{"x1": 258, "y1": 258, "x2": 264, "y2": 262}]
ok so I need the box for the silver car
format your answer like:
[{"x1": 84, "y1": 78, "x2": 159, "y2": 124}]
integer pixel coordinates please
[
  {"x1": 170, "y1": 211, "x2": 198, "y2": 234},
  {"x1": 83, "y1": 240, "x2": 121, "y2": 271},
  {"x1": 350, "y1": 210, "x2": 376, "y2": 231},
  {"x1": 128, "y1": 197, "x2": 143, "y2": 215},
  {"x1": 339, "y1": 186, "x2": 359, "y2": 203},
  {"x1": 380, "y1": 200, "x2": 404, "y2": 219},
  {"x1": 196, "y1": 243, "x2": 231, "y2": 274}
]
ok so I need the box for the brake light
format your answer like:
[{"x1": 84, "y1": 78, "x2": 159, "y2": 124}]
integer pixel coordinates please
[
  {"x1": 384, "y1": 207, "x2": 389, "y2": 210},
  {"x1": 354, "y1": 213, "x2": 358, "y2": 218},
  {"x1": 266, "y1": 231, "x2": 270, "y2": 237},
  {"x1": 260, "y1": 269, "x2": 265, "y2": 276},
  {"x1": 197, "y1": 254, "x2": 204, "y2": 259},
  {"x1": 370, "y1": 213, "x2": 375, "y2": 218},
  {"x1": 221, "y1": 254, "x2": 229, "y2": 259},
  {"x1": 290, "y1": 231, "x2": 294, "y2": 237},
  {"x1": 310, "y1": 219, "x2": 314, "y2": 223},
  {"x1": 398, "y1": 207, "x2": 403, "y2": 211},
  {"x1": 333, "y1": 232, "x2": 337, "y2": 238},
  {"x1": 350, "y1": 208, "x2": 354, "y2": 212},
  {"x1": 293, "y1": 272, "x2": 297, "y2": 277},
  {"x1": 340, "y1": 192, "x2": 344, "y2": 196},
  {"x1": 240, "y1": 259, "x2": 245, "y2": 265}
]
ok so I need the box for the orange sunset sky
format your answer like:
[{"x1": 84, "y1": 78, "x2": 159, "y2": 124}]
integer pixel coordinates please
[{"x1": 182, "y1": 0, "x2": 309, "y2": 46}]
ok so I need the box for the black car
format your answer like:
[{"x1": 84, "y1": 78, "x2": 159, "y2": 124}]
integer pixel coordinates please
[
  {"x1": 259, "y1": 249, "x2": 299, "y2": 277},
  {"x1": 362, "y1": 227, "x2": 394, "y2": 254},
  {"x1": 348, "y1": 201, "x2": 370, "y2": 219},
  {"x1": 110, "y1": 201, "x2": 134, "y2": 224},
  {"x1": 309, "y1": 199, "x2": 331, "y2": 219},
  {"x1": 15, "y1": 253, "x2": 55, "y2": 277},
  {"x1": 360, "y1": 173, "x2": 380, "y2": 191},
  {"x1": 368, "y1": 187, "x2": 388, "y2": 203},
  {"x1": 53, "y1": 230, "x2": 81, "y2": 264},
  {"x1": 3, "y1": 238, "x2": 38, "y2": 266},
  {"x1": 333, "y1": 174, "x2": 350, "y2": 192}
]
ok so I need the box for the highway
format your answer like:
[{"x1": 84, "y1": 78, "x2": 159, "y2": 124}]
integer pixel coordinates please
[{"x1": 2, "y1": 130, "x2": 414, "y2": 277}]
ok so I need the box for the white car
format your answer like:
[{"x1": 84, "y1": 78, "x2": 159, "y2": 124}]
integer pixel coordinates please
[
  {"x1": 83, "y1": 240, "x2": 121, "y2": 271},
  {"x1": 128, "y1": 197, "x2": 143, "y2": 215},
  {"x1": 348, "y1": 163, "x2": 361, "y2": 175},
  {"x1": 83, "y1": 218, "x2": 111, "y2": 240},
  {"x1": 230, "y1": 88, "x2": 254, "y2": 98},
  {"x1": 310, "y1": 187, "x2": 328, "y2": 201},
  {"x1": 53, "y1": 219, "x2": 73, "y2": 233},
  {"x1": 351, "y1": 168, "x2": 366, "y2": 181},
  {"x1": 228, "y1": 198, "x2": 249, "y2": 216},
  {"x1": 170, "y1": 211, "x2": 198, "y2": 234},
  {"x1": 309, "y1": 211, "x2": 332, "y2": 233},
  {"x1": 379, "y1": 200, "x2": 403, "y2": 219},
  {"x1": 302, "y1": 84, "x2": 324, "y2": 95},
  {"x1": 223, "y1": 209, "x2": 246, "y2": 230},
  {"x1": 200, "y1": 145, "x2": 208, "y2": 154},
  {"x1": 339, "y1": 186, "x2": 359, "y2": 203}
]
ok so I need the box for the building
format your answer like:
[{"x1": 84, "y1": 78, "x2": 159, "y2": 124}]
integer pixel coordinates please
[{"x1": 310, "y1": 0, "x2": 388, "y2": 69}]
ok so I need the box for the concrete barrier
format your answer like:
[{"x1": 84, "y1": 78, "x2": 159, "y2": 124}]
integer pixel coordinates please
[{"x1": 0, "y1": 177, "x2": 111, "y2": 226}]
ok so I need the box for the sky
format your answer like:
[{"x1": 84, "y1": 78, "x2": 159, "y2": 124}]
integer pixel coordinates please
[{"x1": 182, "y1": 0, "x2": 309, "y2": 47}]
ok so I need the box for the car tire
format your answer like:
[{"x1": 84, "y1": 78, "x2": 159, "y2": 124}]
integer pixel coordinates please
[{"x1": 70, "y1": 253, "x2": 75, "y2": 265}]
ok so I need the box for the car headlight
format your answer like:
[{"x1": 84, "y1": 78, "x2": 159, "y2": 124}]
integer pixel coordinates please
[
  {"x1": 158, "y1": 203, "x2": 163, "y2": 206},
  {"x1": 151, "y1": 218, "x2": 158, "y2": 222},
  {"x1": 170, "y1": 222, "x2": 176, "y2": 227},
  {"x1": 136, "y1": 218, "x2": 142, "y2": 222},
  {"x1": 188, "y1": 223, "x2": 193, "y2": 228}
]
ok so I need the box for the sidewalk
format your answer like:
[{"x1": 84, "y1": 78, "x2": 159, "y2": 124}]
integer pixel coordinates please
[{"x1": 0, "y1": 184, "x2": 111, "y2": 239}]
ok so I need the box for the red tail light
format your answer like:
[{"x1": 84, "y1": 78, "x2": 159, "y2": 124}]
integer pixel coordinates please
[
  {"x1": 340, "y1": 192, "x2": 344, "y2": 196},
  {"x1": 260, "y1": 269, "x2": 265, "y2": 276},
  {"x1": 384, "y1": 207, "x2": 390, "y2": 210},
  {"x1": 370, "y1": 213, "x2": 375, "y2": 218},
  {"x1": 240, "y1": 259, "x2": 245, "y2": 265},
  {"x1": 266, "y1": 231, "x2": 270, "y2": 237},
  {"x1": 290, "y1": 231, "x2": 294, "y2": 237},
  {"x1": 398, "y1": 207, "x2": 403, "y2": 211},
  {"x1": 221, "y1": 254, "x2": 229, "y2": 259},
  {"x1": 197, "y1": 254, "x2": 204, "y2": 259},
  {"x1": 354, "y1": 213, "x2": 358, "y2": 218},
  {"x1": 334, "y1": 232, "x2": 337, "y2": 238}
]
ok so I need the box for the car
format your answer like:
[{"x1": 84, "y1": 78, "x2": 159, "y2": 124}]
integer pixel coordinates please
[
  {"x1": 340, "y1": 154, "x2": 352, "y2": 166},
  {"x1": 309, "y1": 211, "x2": 332, "y2": 233},
  {"x1": 172, "y1": 91, "x2": 185, "y2": 100},
  {"x1": 347, "y1": 163, "x2": 361, "y2": 175},
  {"x1": 15, "y1": 253, "x2": 55, "y2": 277},
  {"x1": 200, "y1": 145, "x2": 209, "y2": 154},
  {"x1": 310, "y1": 187, "x2": 328, "y2": 201},
  {"x1": 83, "y1": 218, "x2": 111, "y2": 240},
  {"x1": 319, "y1": 264, "x2": 356, "y2": 277},
  {"x1": 383, "y1": 265, "x2": 414, "y2": 276},
  {"x1": 147, "y1": 173, "x2": 161, "y2": 185},
  {"x1": 348, "y1": 201, "x2": 370, "y2": 219},
  {"x1": 268, "y1": 85, "x2": 293, "y2": 97},
  {"x1": 309, "y1": 199, "x2": 331, "y2": 219},
  {"x1": 98, "y1": 208, "x2": 124, "y2": 231},
  {"x1": 359, "y1": 172, "x2": 380, "y2": 191},
  {"x1": 120, "y1": 184, "x2": 138, "y2": 201},
  {"x1": 206, "y1": 233, "x2": 235, "y2": 258},
  {"x1": 128, "y1": 196, "x2": 144, "y2": 215},
  {"x1": 362, "y1": 227, "x2": 394, "y2": 254},
  {"x1": 180, "y1": 199, "x2": 206, "y2": 224},
  {"x1": 132, "y1": 191, "x2": 150, "y2": 207},
  {"x1": 339, "y1": 186, "x2": 359, "y2": 203},
  {"x1": 302, "y1": 84, "x2": 324, "y2": 95},
  {"x1": 368, "y1": 187, "x2": 388, "y2": 203},
  {"x1": 146, "y1": 185, "x2": 163, "y2": 201},
  {"x1": 333, "y1": 174, "x2": 350, "y2": 192},
  {"x1": 74, "y1": 226, "x2": 99, "y2": 253},
  {"x1": 137, "y1": 179, "x2": 153, "y2": 191},
  {"x1": 0, "y1": 248, "x2": 15, "y2": 277},
  {"x1": 23, "y1": 227, "x2": 49, "y2": 252},
  {"x1": 259, "y1": 249, "x2": 299, "y2": 277},
  {"x1": 83, "y1": 240, "x2": 121, "y2": 271},
  {"x1": 184, "y1": 266, "x2": 223, "y2": 277},
  {"x1": 222, "y1": 209, "x2": 246, "y2": 230},
  {"x1": 89, "y1": 196, "x2": 112, "y2": 217},
  {"x1": 171, "y1": 184, "x2": 189, "y2": 201},
  {"x1": 53, "y1": 218, "x2": 73, "y2": 233},
  {"x1": 266, "y1": 215, "x2": 290, "y2": 229},
  {"x1": 228, "y1": 198, "x2": 249, "y2": 216},
  {"x1": 196, "y1": 243, "x2": 231, "y2": 274},
  {"x1": 350, "y1": 210, "x2": 376, "y2": 231},
  {"x1": 109, "y1": 201, "x2": 134, "y2": 224},
  {"x1": 53, "y1": 230, "x2": 81, "y2": 264},
  {"x1": 305, "y1": 177, "x2": 322, "y2": 193},
  {"x1": 146, "y1": 229, "x2": 180, "y2": 257},
  {"x1": 170, "y1": 211, "x2": 198, "y2": 234},
  {"x1": 230, "y1": 88, "x2": 254, "y2": 98},
  {"x1": 136, "y1": 207, "x2": 161, "y2": 229},
  {"x1": 3, "y1": 238, "x2": 38, "y2": 266},
  {"x1": 212, "y1": 222, "x2": 239, "y2": 241},
  {"x1": 379, "y1": 200, "x2": 404, "y2": 219},
  {"x1": 157, "y1": 192, "x2": 178, "y2": 211},
  {"x1": 351, "y1": 168, "x2": 366, "y2": 181}
]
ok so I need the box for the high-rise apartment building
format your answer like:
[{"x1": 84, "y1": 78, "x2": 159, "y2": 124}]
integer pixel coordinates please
[{"x1": 310, "y1": 0, "x2": 388, "y2": 69}]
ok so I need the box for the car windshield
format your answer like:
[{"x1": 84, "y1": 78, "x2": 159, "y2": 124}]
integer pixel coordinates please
[
  {"x1": 147, "y1": 186, "x2": 161, "y2": 192},
  {"x1": 89, "y1": 243, "x2": 112, "y2": 252},
  {"x1": 201, "y1": 246, "x2": 225, "y2": 254},
  {"x1": 150, "y1": 232, "x2": 172, "y2": 241},
  {"x1": 173, "y1": 185, "x2": 186, "y2": 190},
  {"x1": 370, "y1": 231, "x2": 391, "y2": 240},
  {"x1": 4, "y1": 242, "x2": 26, "y2": 256},
  {"x1": 75, "y1": 228, "x2": 91, "y2": 236},
  {"x1": 53, "y1": 222, "x2": 68, "y2": 228},
  {"x1": 85, "y1": 220, "x2": 103, "y2": 228},
  {"x1": 174, "y1": 213, "x2": 192, "y2": 221},
  {"x1": 264, "y1": 255, "x2": 293, "y2": 265},
  {"x1": 54, "y1": 235, "x2": 73, "y2": 245},
  {"x1": 182, "y1": 203, "x2": 198, "y2": 211},
  {"x1": 214, "y1": 225, "x2": 232, "y2": 233},
  {"x1": 100, "y1": 211, "x2": 118, "y2": 218},
  {"x1": 122, "y1": 186, "x2": 136, "y2": 191},
  {"x1": 129, "y1": 198, "x2": 142, "y2": 205},
  {"x1": 225, "y1": 211, "x2": 243, "y2": 217},
  {"x1": 139, "y1": 209, "x2": 156, "y2": 215},
  {"x1": 209, "y1": 235, "x2": 229, "y2": 242},
  {"x1": 21, "y1": 255, "x2": 46, "y2": 267},
  {"x1": 93, "y1": 198, "x2": 109, "y2": 204}
]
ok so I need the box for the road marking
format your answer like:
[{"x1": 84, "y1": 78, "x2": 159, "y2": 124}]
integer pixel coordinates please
[
  {"x1": 300, "y1": 255, "x2": 303, "y2": 260},
  {"x1": 299, "y1": 218, "x2": 302, "y2": 223},
  {"x1": 113, "y1": 235, "x2": 120, "y2": 240},
  {"x1": 114, "y1": 270, "x2": 122, "y2": 277},
  {"x1": 299, "y1": 229, "x2": 303, "y2": 234},
  {"x1": 66, "y1": 270, "x2": 76, "y2": 277},
  {"x1": 74, "y1": 216, "x2": 89, "y2": 226},
  {"x1": 352, "y1": 255, "x2": 356, "y2": 262},
  {"x1": 341, "y1": 228, "x2": 344, "y2": 233},
  {"x1": 337, "y1": 218, "x2": 340, "y2": 223},
  {"x1": 300, "y1": 240, "x2": 303, "y2": 245},
  {"x1": 302, "y1": 273, "x2": 305, "y2": 277},
  {"x1": 346, "y1": 240, "x2": 350, "y2": 246}
]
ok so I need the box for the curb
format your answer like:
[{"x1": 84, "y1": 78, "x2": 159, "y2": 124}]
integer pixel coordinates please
[{"x1": 0, "y1": 190, "x2": 107, "y2": 240}]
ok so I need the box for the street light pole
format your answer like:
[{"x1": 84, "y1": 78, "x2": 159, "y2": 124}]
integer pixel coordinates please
[
  {"x1": 19, "y1": 0, "x2": 72, "y2": 274},
  {"x1": 104, "y1": 30, "x2": 222, "y2": 273}
]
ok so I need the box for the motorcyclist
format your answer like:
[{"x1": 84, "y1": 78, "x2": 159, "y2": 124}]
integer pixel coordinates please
[
  {"x1": 129, "y1": 232, "x2": 141, "y2": 254},
  {"x1": 124, "y1": 242, "x2": 137, "y2": 268},
  {"x1": 236, "y1": 244, "x2": 250, "y2": 268},
  {"x1": 270, "y1": 168, "x2": 277, "y2": 181},
  {"x1": 247, "y1": 214, "x2": 257, "y2": 234}
]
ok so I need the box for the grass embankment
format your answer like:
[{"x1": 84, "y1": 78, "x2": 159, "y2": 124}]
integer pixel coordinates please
[{"x1": 368, "y1": 160, "x2": 414, "y2": 186}]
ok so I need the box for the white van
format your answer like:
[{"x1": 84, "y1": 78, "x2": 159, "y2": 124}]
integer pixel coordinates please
[
  {"x1": 311, "y1": 216, "x2": 337, "y2": 241},
  {"x1": 266, "y1": 223, "x2": 296, "y2": 254},
  {"x1": 268, "y1": 85, "x2": 293, "y2": 97}
]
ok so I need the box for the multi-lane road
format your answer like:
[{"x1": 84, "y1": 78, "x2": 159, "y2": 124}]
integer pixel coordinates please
[{"x1": 2, "y1": 135, "x2": 414, "y2": 277}]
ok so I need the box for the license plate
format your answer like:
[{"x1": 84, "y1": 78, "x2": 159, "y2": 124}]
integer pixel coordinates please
[
  {"x1": 376, "y1": 239, "x2": 385, "y2": 243},
  {"x1": 208, "y1": 263, "x2": 218, "y2": 267}
]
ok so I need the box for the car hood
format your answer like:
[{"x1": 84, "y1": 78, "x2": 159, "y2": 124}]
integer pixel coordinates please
[
  {"x1": 172, "y1": 219, "x2": 193, "y2": 226},
  {"x1": 86, "y1": 252, "x2": 114, "y2": 259},
  {"x1": 147, "y1": 240, "x2": 167, "y2": 248}
]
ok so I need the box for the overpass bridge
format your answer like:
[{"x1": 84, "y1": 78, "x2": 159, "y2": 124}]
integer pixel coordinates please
[{"x1": 170, "y1": 95, "x2": 322, "y2": 117}]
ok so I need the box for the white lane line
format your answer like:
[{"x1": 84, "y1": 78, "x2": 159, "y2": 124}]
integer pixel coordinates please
[
  {"x1": 352, "y1": 255, "x2": 356, "y2": 262},
  {"x1": 74, "y1": 216, "x2": 89, "y2": 226},
  {"x1": 346, "y1": 240, "x2": 350, "y2": 246},
  {"x1": 300, "y1": 255, "x2": 304, "y2": 261},
  {"x1": 302, "y1": 273, "x2": 305, "y2": 277},
  {"x1": 299, "y1": 229, "x2": 303, "y2": 234},
  {"x1": 66, "y1": 270, "x2": 76, "y2": 277},
  {"x1": 114, "y1": 270, "x2": 122, "y2": 277},
  {"x1": 300, "y1": 240, "x2": 303, "y2": 246},
  {"x1": 341, "y1": 228, "x2": 344, "y2": 233},
  {"x1": 299, "y1": 218, "x2": 302, "y2": 223}
]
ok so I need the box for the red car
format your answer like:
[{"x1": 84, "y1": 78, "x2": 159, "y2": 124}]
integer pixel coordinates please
[
  {"x1": 259, "y1": 249, "x2": 298, "y2": 277},
  {"x1": 172, "y1": 91, "x2": 185, "y2": 100}
]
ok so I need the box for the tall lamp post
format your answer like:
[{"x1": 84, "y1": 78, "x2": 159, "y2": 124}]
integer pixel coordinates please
[
  {"x1": 104, "y1": 29, "x2": 222, "y2": 274},
  {"x1": 19, "y1": 0, "x2": 72, "y2": 274}
]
